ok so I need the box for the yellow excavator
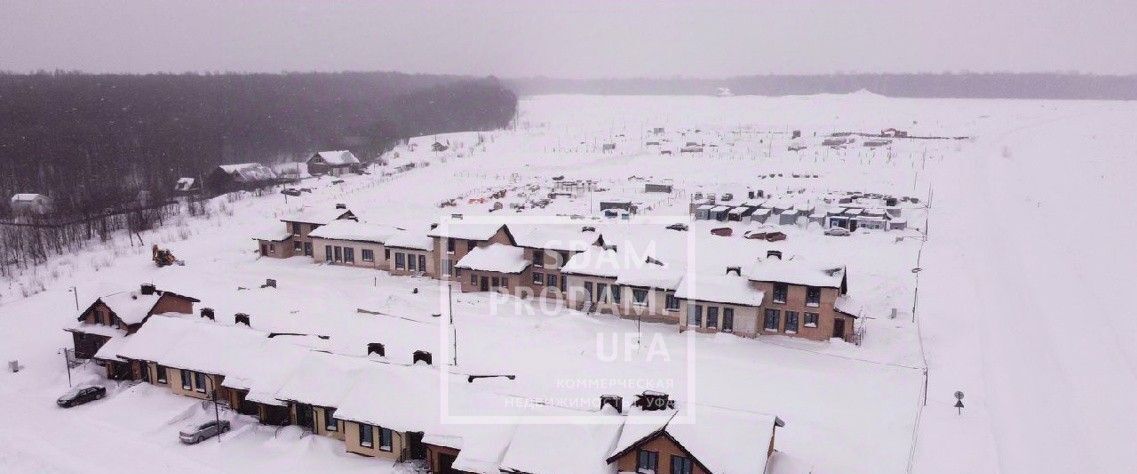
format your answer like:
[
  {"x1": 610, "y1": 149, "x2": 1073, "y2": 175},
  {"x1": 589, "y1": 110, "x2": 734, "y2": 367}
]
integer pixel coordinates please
[{"x1": 152, "y1": 244, "x2": 180, "y2": 267}]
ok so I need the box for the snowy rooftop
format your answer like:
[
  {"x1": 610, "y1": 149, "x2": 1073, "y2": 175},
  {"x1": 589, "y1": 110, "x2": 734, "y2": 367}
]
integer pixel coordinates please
[
  {"x1": 312, "y1": 150, "x2": 360, "y2": 166},
  {"x1": 455, "y1": 243, "x2": 530, "y2": 274},
  {"x1": 384, "y1": 228, "x2": 434, "y2": 250},
  {"x1": 748, "y1": 257, "x2": 847, "y2": 289},
  {"x1": 218, "y1": 162, "x2": 277, "y2": 182},
  {"x1": 498, "y1": 408, "x2": 624, "y2": 474},
  {"x1": 333, "y1": 363, "x2": 442, "y2": 433},
  {"x1": 280, "y1": 207, "x2": 354, "y2": 225},
  {"x1": 675, "y1": 273, "x2": 764, "y2": 306},
  {"x1": 427, "y1": 222, "x2": 510, "y2": 241},
  {"x1": 271, "y1": 351, "x2": 373, "y2": 408},
  {"x1": 609, "y1": 405, "x2": 780, "y2": 474},
  {"x1": 97, "y1": 290, "x2": 163, "y2": 325},
  {"x1": 113, "y1": 315, "x2": 201, "y2": 362},
  {"x1": 511, "y1": 224, "x2": 601, "y2": 252},
  {"x1": 307, "y1": 220, "x2": 401, "y2": 244}
]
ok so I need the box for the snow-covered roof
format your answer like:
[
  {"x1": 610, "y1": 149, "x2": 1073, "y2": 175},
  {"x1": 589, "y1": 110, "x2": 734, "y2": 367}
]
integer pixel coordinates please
[
  {"x1": 224, "y1": 340, "x2": 313, "y2": 406},
  {"x1": 423, "y1": 422, "x2": 517, "y2": 474},
  {"x1": 218, "y1": 163, "x2": 278, "y2": 182},
  {"x1": 499, "y1": 408, "x2": 624, "y2": 474},
  {"x1": 427, "y1": 223, "x2": 510, "y2": 241},
  {"x1": 384, "y1": 229, "x2": 433, "y2": 250},
  {"x1": 748, "y1": 258, "x2": 847, "y2": 288},
  {"x1": 334, "y1": 363, "x2": 441, "y2": 433},
  {"x1": 608, "y1": 405, "x2": 780, "y2": 473},
  {"x1": 97, "y1": 290, "x2": 163, "y2": 326},
  {"x1": 307, "y1": 220, "x2": 401, "y2": 244},
  {"x1": 280, "y1": 207, "x2": 355, "y2": 225},
  {"x1": 271, "y1": 351, "x2": 372, "y2": 407},
  {"x1": 250, "y1": 226, "x2": 293, "y2": 242},
  {"x1": 174, "y1": 178, "x2": 196, "y2": 191},
  {"x1": 512, "y1": 224, "x2": 601, "y2": 252},
  {"x1": 10, "y1": 193, "x2": 47, "y2": 202},
  {"x1": 561, "y1": 246, "x2": 622, "y2": 278},
  {"x1": 114, "y1": 315, "x2": 202, "y2": 362},
  {"x1": 616, "y1": 264, "x2": 685, "y2": 290},
  {"x1": 834, "y1": 294, "x2": 863, "y2": 317},
  {"x1": 675, "y1": 273, "x2": 764, "y2": 306},
  {"x1": 455, "y1": 244, "x2": 530, "y2": 274},
  {"x1": 156, "y1": 320, "x2": 268, "y2": 376},
  {"x1": 92, "y1": 335, "x2": 128, "y2": 361},
  {"x1": 311, "y1": 150, "x2": 361, "y2": 166}
]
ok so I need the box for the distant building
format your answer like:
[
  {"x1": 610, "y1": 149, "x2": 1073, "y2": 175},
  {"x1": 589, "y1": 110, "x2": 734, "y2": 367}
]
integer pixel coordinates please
[
  {"x1": 173, "y1": 178, "x2": 201, "y2": 195},
  {"x1": 644, "y1": 183, "x2": 673, "y2": 193},
  {"x1": 881, "y1": 128, "x2": 908, "y2": 138},
  {"x1": 9, "y1": 193, "x2": 53, "y2": 217},
  {"x1": 431, "y1": 141, "x2": 449, "y2": 152},
  {"x1": 306, "y1": 151, "x2": 360, "y2": 176},
  {"x1": 206, "y1": 163, "x2": 279, "y2": 193}
]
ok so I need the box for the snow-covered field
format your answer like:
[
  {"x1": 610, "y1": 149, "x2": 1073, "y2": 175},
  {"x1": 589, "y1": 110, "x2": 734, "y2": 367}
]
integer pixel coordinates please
[{"x1": 1, "y1": 93, "x2": 1135, "y2": 473}]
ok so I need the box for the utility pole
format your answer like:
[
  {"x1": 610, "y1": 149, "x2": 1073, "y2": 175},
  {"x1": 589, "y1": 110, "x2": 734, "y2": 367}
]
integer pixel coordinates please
[
  {"x1": 449, "y1": 283, "x2": 457, "y2": 367},
  {"x1": 213, "y1": 383, "x2": 222, "y2": 443},
  {"x1": 69, "y1": 286, "x2": 78, "y2": 311},
  {"x1": 62, "y1": 349, "x2": 72, "y2": 387}
]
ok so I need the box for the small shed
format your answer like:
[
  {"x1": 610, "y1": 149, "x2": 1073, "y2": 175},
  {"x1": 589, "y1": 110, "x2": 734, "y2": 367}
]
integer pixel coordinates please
[
  {"x1": 710, "y1": 205, "x2": 731, "y2": 221},
  {"x1": 10, "y1": 193, "x2": 53, "y2": 216},
  {"x1": 694, "y1": 204, "x2": 716, "y2": 220},
  {"x1": 645, "y1": 183, "x2": 673, "y2": 193}
]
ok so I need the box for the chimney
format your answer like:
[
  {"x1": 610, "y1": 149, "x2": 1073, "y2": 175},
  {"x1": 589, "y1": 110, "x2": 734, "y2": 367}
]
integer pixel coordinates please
[
  {"x1": 367, "y1": 343, "x2": 385, "y2": 357},
  {"x1": 263, "y1": 278, "x2": 277, "y2": 288},
  {"x1": 582, "y1": 225, "x2": 596, "y2": 232},
  {"x1": 767, "y1": 250, "x2": 782, "y2": 260},
  {"x1": 600, "y1": 395, "x2": 623, "y2": 414},
  {"x1": 450, "y1": 213, "x2": 463, "y2": 220},
  {"x1": 200, "y1": 308, "x2": 215, "y2": 320},
  {"x1": 235, "y1": 313, "x2": 250, "y2": 326},
  {"x1": 725, "y1": 266, "x2": 741, "y2": 276},
  {"x1": 140, "y1": 284, "x2": 156, "y2": 295},
  {"x1": 335, "y1": 203, "x2": 347, "y2": 209},
  {"x1": 633, "y1": 391, "x2": 674, "y2": 411},
  {"x1": 413, "y1": 350, "x2": 432, "y2": 366}
]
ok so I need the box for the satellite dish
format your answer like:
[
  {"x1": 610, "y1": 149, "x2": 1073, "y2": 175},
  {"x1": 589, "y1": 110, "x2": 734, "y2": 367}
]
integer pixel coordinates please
[{"x1": 954, "y1": 391, "x2": 964, "y2": 400}]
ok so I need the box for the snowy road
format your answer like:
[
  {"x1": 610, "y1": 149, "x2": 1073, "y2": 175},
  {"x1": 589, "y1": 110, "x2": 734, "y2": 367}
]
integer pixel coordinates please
[{"x1": 916, "y1": 104, "x2": 1137, "y2": 473}]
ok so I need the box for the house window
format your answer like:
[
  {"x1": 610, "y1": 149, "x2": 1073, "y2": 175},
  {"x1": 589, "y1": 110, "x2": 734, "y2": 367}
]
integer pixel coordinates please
[
  {"x1": 418, "y1": 255, "x2": 426, "y2": 271},
  {"x1": 611, "y1": 285, "x2": 622, "y2": 304},
  {"x1": 560, "y1": 274, "x2": 566, "y2": 291},
  {"x1": 632, "y1": 288, "x2": 648, "y2": 306},
  {"x1": 547, "y1": 273, "x2": 557, "y2": 288},
  {"x1": 384, "y1": 249, "x2": 391, "y2": 260},
  {"x1": 359, "y1": 424, "x2": 374, "y2": 447},
  {"x1": 325, "y1": 408, "x2": 338, "y2": 431},
  {"x1": 688, "y1": 304, "x2": 703, "y2": 326},
  {"x1": 446, "y1": 239, "x2": 455, "y2": 252},
  {"x1": 665, "y1": 292, "x2": 679, "y2": 311},
  {"x1": 395, "y1": 253, "x2": 406, "y2": 269},
  {"x1": 470, "y1": 272, "x2": 477, "y2": 286},
  {"x1": 596, "y1": 283, "x2": 608, "y2": 303},
  {"x1": 785, "y1": 311, "x2": 799, "y2": 333},
  {"x1": 293, "y1": 240, "x2": 302, "y2": 252},
  {"x1": 806, "y1": 287, "x2": 821, "y2": 306},
  {"x1": 671, "y1": 455, "x2": 694, "y2": 474},
  {"x1": 805, "y1": 312, "x2": 819, "y2": 327},
  {"x1": 764, "y1": 309, "x2": 780, "y2": 331},
  {"x1": 491, "y1": 277, "x2": 500, "y2": 287},
  {"x1": 378, "y1": 427, "x2": 393, "y2": 451},
  {"x1": 636, "y1": 449, "x2": 659, "y2": 473},
  {"x1": 533, "y1": 249, "x2": 544, "y2": 267},
  {"x1": 268, "y1": 244, "x2": 276, "y2": 255},
  {"x1": 325, "y1": 245, "x2": 332, "y2": 262},
  {"x1": 533, "y1": 272, "x2": 544, "y2": 285},
  {"x1": 706, "y1": 306, "x2": 719, "y2": 329},
  {"x1": 444, "y1": 259, "x2": 454, "y2": 276},
  {"x1": 181, "y1": 369, "x2": 192, "y2": 389},
  {"x1": 334, "y1": 246, "x2": 343, "y2": 262},
  {"x1": 344, "y1": 247, "x2": 355, "y2": 263},
  {"x1": 773, "y1": 283, "x2": 788, "y2": 304},
  {"x1": 291, "y1": 222, "x2": 301, "y2": 234},
  {"x1": 156, "y1": 365, "x2": 167, "y2": 384},
  {"x1": 723, "y1": 308, "x2": 734, "y2": 332},
  {"x1": 193, "y1": 372, "x2": 207, "y2": 393},
  {"x1": 584, "y1": 281, "x2": 594, "y2": 300},
  {"x1": 362, "y1": 249, "x2": 375, "y2": 262},
  {"x1": 407, "y1": 253, "x2": 416, "y2": 270},
  {"x1": 467, "y1": 240, "x2": 476, "y2": 251}
]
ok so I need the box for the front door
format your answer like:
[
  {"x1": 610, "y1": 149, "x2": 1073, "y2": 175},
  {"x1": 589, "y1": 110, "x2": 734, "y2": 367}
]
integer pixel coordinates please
[
  {"x1": 833, "y1": 318, "x2": 846, "y2": 339},
  {"x1": 295, "y1": 403, "x2": 314, "y2": 429},
  {"x1": 479, "y1": 276, "x2": 489, "y2": 291},
  {"x1": 304, "y1": 242, "x2": 313, "y2": 256},
  {"x1": 438, "y1": 452, "x2": 458, "y2": 473}
]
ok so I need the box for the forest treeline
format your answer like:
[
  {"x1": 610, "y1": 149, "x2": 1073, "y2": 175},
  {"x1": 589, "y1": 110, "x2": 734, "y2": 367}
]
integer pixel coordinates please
[
  {"x1": 0, "y1": 71, "x2": 518, "y2": 217},
  {"x1": 509, "y1": 73, "x2": 1137, "y2": 100}
]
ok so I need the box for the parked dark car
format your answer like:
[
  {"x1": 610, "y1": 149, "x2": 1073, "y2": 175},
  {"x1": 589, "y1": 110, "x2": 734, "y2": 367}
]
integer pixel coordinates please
[
  {"x1": 666, "y1": 223, "x2": 689, "y2": 231},
  {"x1": 179, "y1": 420, "x2": 231, "y2": 444},
  {"x1": 281, "y1": 188, "x2": 302, "y2": 196},
  {"x1": 56, "y1": 385, "x2": 106, "y2": 408}
]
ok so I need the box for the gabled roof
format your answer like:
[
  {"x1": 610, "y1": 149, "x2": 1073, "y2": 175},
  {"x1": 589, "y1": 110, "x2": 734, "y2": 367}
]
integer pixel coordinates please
[
  {"x1": 113, "y1": 315, "x2": 201, "y2": 362},
  {"x1": 310, "y1": 150, "x2": 360, "y2": 166},
  {"x1": 427, "y1": 222, "x2": 515, "y2": 244},
  {"x1": 747, "y1": 257, "x2": 847, "y2": 289},
  {"x1": 511, "y1": 224, "x2": 602, "y2": 252},
  {"x1": 80, "y1": 289, "x2": 198, "y2": 326},
  {"x1": 499, "y1": 407, "x2": 624, "y2": 474},
  {"x1": 334, "y1": 363, "x2": 441, "y2": 433},
  {"x1": 11, "y1": 193, "x2": 47, "y2": 202},
  {"x1": 675, "y1": 273, "x2": 764, "y2": 306},
  {"x1": 607, "y1": 405, "x2": 782, "y2": 474},
  {"x1": 455, "y1": 244, "x2": 530, "y2": 274},
  {"x1": 217, "y1": 163, "x2": 278, "y2": 182},
  {"x1": 280, "y1": 207, "x2": 356, "y2": 225},
  {"x1": 307, "y1": 220, "x2": 401, "y2": 244},
  {"x1": 560, "y1": 246, "x2": 622, "y2": 279},
  {"x1": 271, "y1": 351, "x2": 372, "y2": 408},
  {"x1": 384, "y1": 229, "x2": 433, "y2": 251}
]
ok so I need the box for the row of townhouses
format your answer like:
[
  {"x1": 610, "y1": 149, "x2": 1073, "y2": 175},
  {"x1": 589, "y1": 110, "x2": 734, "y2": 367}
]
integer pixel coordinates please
[
  {"x1": 254, "y1": 207, "x2": 862, "y2": 342},
  {"x1": 79, "y1": 312, "x2": 784, "y2": 473}
]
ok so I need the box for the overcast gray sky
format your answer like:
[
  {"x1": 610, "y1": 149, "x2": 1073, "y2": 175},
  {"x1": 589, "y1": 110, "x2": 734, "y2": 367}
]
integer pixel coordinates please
[{"x1": 2, "y1": 0, "x2": 1135, "y2": 77}]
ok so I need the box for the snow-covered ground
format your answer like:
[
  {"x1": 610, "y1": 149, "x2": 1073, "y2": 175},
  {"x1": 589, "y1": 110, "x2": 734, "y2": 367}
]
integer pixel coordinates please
[{"x1": 1, "y1": 93, "x2": 1135, "y2": 473}]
